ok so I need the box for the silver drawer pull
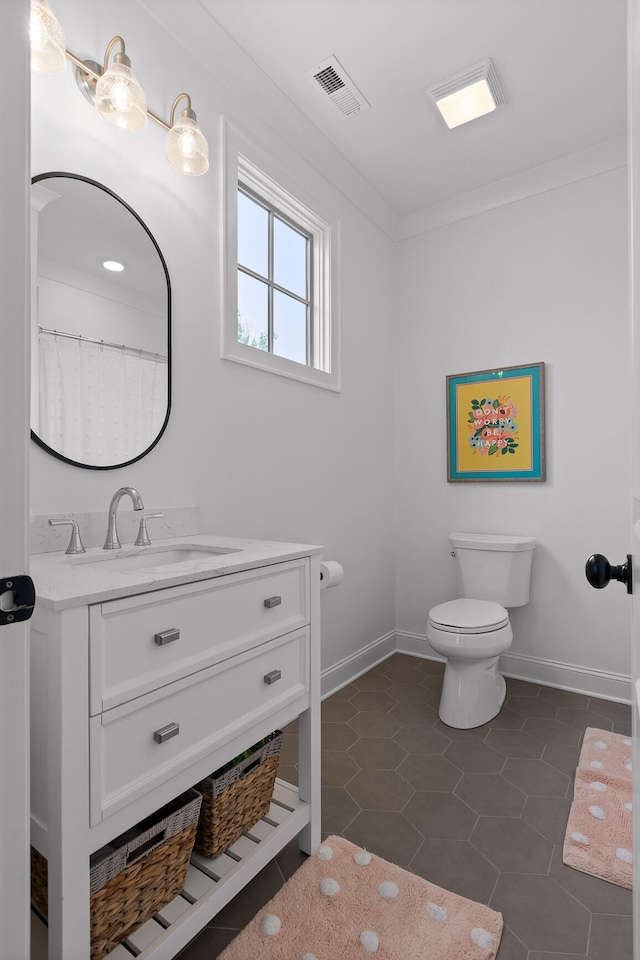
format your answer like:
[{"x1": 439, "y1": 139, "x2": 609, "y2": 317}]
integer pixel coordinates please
[
  {"x1": 264, "y1": 596, "x2": 282, "y2": 609},
  {"x1": 264, "y1": 669, "x2": 282, "y2": 685},
  {"x1": 154, "y1": 628, "x2": 180, "y2": 646},
  {"x1": 154, "y1": 722, "x2": 180, "y2": 744}
]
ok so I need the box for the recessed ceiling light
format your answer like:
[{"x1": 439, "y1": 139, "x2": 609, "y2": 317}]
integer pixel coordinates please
[
  {"x1": 427, "y1": 59, "x2": 506, "y2": 129},
  {"x1": 102, "y1": 260, "x2": 125, "y2": 272}
]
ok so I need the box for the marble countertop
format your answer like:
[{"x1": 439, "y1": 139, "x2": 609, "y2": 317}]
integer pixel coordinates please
[{"x1": 30, "y1": 534, "x2": 323, "y2": 610}]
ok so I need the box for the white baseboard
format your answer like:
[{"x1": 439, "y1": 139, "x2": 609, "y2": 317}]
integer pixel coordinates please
[
  {"x1": 321, "y1": 632, "x2": 396, "y2": 699},
  {"x1": 393, "y1": 631, "x2": 632, "y2": 704}
]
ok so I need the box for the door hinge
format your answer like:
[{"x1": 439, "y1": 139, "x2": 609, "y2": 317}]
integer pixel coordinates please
[{"x1": 0, "y1": 575, "x2": 36, "y2": 625}]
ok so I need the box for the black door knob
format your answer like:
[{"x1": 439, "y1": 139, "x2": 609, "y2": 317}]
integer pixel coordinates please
[{"x1": 585, "y1": 554, "x2": 632, "y2": 594}]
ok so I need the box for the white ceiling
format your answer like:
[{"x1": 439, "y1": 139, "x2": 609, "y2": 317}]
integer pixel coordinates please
[{"x1": 187, "y1": 0, "x2": 627, "y2": 218}]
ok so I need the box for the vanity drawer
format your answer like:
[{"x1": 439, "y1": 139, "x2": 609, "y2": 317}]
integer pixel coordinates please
[
  {"x1": 89, "y1": 558, "x2": 309, "y2": 713},
  {"x1": 90, "y1": 628, "x2": 309, "y2": 824}
]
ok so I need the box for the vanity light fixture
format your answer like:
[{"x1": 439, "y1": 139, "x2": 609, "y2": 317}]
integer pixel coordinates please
[
  {"x1": 29, "y1": 0, "x2": 210, "y2": 175},
  {"x1": 427, "y1": 59, "x2": 506, "y2": 129},
  {"x1": 30, "y1": 0, "x2": 66, "y2": 74},
  {"x1": 95, "y1": 36, "x2": 147, "y2": 132},
  {"x1": 102, "y1": 260, "x2": 125, "y2": 272},
  {"x1": 166, "y1": 94, "x2": 210, "y2": 176}
]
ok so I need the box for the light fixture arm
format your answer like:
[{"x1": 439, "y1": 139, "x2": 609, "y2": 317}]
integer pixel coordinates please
[
  {"x1": 169, "y1": 93, "x2": 195, "y2": 127},
  {"x1": 102, "y1": 35, "x2": 127, "y2": 72}
]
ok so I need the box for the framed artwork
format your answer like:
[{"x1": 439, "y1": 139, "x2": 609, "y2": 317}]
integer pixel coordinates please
[{"x1": 447, "y1": 362, "x2": 545, "y2": 482}]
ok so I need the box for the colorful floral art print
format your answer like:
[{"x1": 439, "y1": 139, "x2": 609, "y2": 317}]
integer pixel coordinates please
[{"x1": 447, "y1": 363, "x2": 545, "y2": 482}]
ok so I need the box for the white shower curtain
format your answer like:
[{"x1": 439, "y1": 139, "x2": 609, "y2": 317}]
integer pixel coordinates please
[{"x1": 37, "y1": 334, "x2": 168, "y2": 465}]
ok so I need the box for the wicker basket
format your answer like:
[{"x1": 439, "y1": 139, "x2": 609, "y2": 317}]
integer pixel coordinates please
[
  {"x1": 31, "y1": 788, "x2": 202, "y2": 960},
  {"x1": 193, "y1": 731, "x2": 283, "y2": 859}
]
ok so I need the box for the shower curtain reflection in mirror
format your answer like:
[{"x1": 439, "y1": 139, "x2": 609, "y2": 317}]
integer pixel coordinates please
[{"x1": 35, "y1": 331, "x2": 168, "y2": 466}]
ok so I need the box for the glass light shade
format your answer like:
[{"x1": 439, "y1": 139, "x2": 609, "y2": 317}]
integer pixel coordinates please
[
  {"x1": 436, "y1": 78, "x2": 496, "y2": 129},
  {"x1": 95, "y1": 60, "x2": 147, "y2": 131},
  {"x1": 166, "y1": 115, "x2": 209, "y2": 176},
  {"x1": 30, "y1": 0, "x2": 66, "y2": 74}
]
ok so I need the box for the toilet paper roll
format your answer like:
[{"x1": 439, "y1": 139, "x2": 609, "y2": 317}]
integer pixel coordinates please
[{"x1": 320, "y1": 560, "x2": 344, "y2": 590}]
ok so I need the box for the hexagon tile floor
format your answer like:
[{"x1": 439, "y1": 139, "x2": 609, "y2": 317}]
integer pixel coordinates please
[{"x1": 176, "y1": 653, "x2": 633, "y2": 960}]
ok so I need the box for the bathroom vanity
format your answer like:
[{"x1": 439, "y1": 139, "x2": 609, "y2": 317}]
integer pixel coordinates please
[{"x1": 29, "y1": 534, "x2": 322, "y2": 959}]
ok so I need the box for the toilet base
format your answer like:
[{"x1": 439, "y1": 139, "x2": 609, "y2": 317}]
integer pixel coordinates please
[{"x1": 438, "y1": 655, "x2": 507, "y2": 729}]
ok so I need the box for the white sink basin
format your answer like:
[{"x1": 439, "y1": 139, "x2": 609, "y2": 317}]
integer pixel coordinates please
[{"x1": 69, "y1": 543, "x2": 241, "y2": 572}]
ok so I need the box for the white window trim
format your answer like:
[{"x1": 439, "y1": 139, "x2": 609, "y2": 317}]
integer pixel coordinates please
[{"x1": 221, "y1": 120, "x2": 341, "y2": 392}]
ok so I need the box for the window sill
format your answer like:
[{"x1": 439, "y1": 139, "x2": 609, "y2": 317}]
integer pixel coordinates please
[{"x1": 222, "y1": 341, "x2": 341, "y2": 392}]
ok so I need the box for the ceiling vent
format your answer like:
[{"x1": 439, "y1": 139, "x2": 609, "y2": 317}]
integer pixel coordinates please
[{"x1": 305, "y1": 55, "x2": 370, "y2": 118}]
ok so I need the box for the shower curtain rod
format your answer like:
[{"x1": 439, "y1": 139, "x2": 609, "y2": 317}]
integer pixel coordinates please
[{"x1": 38, "y1": 326, "x2": 168, "y2": 363}]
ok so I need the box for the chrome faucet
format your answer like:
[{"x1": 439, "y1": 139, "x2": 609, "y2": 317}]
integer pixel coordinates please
[{"x1": 103, "y1": 487, "x2": 145, "y2": 550}]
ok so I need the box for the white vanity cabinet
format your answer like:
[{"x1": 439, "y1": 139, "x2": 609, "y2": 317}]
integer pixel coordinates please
[{"x1": 29, "y1": 537, "x2": 322, "y2": 960}]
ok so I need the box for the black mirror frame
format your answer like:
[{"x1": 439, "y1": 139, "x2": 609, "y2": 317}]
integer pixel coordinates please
[{"x1": 31, "y1": 171, "x2": 171, "y2": 470}]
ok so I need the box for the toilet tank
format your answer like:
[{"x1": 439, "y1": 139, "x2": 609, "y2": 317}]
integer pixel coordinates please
[{"x1": 449, "y1": 532, "x2": 537, "y2": 607}]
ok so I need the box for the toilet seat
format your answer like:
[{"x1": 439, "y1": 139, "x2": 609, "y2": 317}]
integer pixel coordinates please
[{"x1": 428, "y1": 598, "x2": 509, "y2": 634}]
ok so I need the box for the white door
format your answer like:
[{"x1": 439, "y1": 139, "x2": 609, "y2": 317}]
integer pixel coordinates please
[
  {"x1": 0, "y1": 3, "x2": 31, "y2": 959},
  {"x1": 630, "y1": 0, "x2": 640, "y2": 951}
]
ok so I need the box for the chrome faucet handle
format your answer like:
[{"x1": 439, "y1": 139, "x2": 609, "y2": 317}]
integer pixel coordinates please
[
  {"x1": 48, "y1": 519, "x2": 86, "y2": 555},
  {"x1": 134, "y1": 513, "x2": 164, "y2": 547}
]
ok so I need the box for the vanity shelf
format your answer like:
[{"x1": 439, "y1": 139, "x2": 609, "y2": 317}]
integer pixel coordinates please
[{"x1": 29, "y1": 536, "x2": 322, "y2": 960}]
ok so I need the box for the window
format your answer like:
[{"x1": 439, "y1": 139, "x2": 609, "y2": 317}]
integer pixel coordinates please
[
  {"x1": 223, "y1": 128, "x2": 340, "y2": 391},
  {"x1": 237, "y1": 186, "x2": 311, "y2": 366}
]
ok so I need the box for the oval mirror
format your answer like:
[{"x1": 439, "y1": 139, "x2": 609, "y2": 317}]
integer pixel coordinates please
[{"x1": 31, "y1": 172, "x2": 171, "y2": 469}]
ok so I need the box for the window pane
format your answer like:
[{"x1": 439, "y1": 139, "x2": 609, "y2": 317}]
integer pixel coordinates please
[
  {"x1": 238, "y1": 190, "x2": 268, "y2": 277},
  {"x1": 273, "y1": 290, "x2": 307, "y2": 364},
  {"x1": 238, "y1": 271, "x2": 269, "y2": 351},
  {"x1": 274, "y1": 217, "x2": 308, "y2": 298}
]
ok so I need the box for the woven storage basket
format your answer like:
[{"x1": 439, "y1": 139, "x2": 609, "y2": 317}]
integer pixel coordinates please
[
  {"x1": 31, "y1": 788, "x2": 202, "y2": 960},
  {"x1": 193, "y1": 731, "x2": 283, "y2": 858}
]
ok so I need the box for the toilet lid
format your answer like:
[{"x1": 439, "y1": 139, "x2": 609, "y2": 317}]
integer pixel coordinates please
[{"x1": 428, "y1": 598, "x2": 509, "y2": 634}]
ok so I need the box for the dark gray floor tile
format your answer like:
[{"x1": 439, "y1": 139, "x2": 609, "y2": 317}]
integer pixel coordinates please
[
  {"x1": 456, "y1": 774, "x2": 526, "y2": 817},
  {"x1": 320, "y1": 785, "x2": 360, "y2": 833},
  {"x1": 382, "y1": 662, "x2": 426, "y2": 683},
  {"x1": 343, "y1": 810, "x2": 423, "y2": 865},
  {"x1": 404, "y1": 791, "x2": 477, "y2": 839},
  {"x1": 556, "y1": 707, "x2": 613, "y2": 734},
  {"x1": 417, "y1": 657, "x2": 446, "y2": 676},
  {"x1": 321, "y1": 698, "x2": 358, "y2": 722},
  {"x1": 392, "y1": 722, "x2": 451, "y2": 755},
  {"x1": 433, "y1": 718, "x2": 491, "y2": 739},
  {"x1": 321, "y1": 720, "x2": 359, "y2": 751},
  {"x1": 329, "y1": 682, "x2": 359, "y2": 699},
  {"x1": 444, "y1": 739, "x2": 505, "y2": 774},
  {"x1": 279, "y1": 733, "x2": 299, "y2": 764},
  {"x1": 523, "y1": 717, "x2": 582, "y2": 745},
  {"x1": 495, "y1": 925, "x2": 529, "y2": 959},
  {"x1": 613, "y1": 719, "x2": 633, "y2": 736},
  {"x1": 349, "y1": 690, "x2": 398, "y2": 712},
  {"x1": 521, "y1": 795, "x2": 571, "y2": 844},
  {"x1": 505, "y1": 677, "x2": 543, "y2": 697},
  {"x1": 398, "y1": 753, "x2": 464, "y2": 791},
  {"x1": 588, "y1": 913, "x2": 633, "y2": 960},
  {"x1": 321, "y1": 750, "x2": 359, "y2": 786},
  {"x1": 346, "y1": 768, "x2": 414, "y2": 810},
  {"x1": 471, "y1": 816, "x2": 553, "y2": 873},
  {"x1": 537, "y1": 687, "x2": 592, "y2": 710},
  {"x1": 348, "y1": 736, "x2": 407, "y2": 769},
  {"x1": 508, "y1": 695, "x2": 559, "y2": 718},
  {"x1": 350, "y1": 673, "x2": 393, "y2": 691},
  {"x1": 486, "y1": 706, "x2": 526, "y2": 729},
  {"x1": 410, "y1": 837, "x2": 498, "y2": 904},
  {"x1": 491, "y1": 874, "x2": 591, "y2": 953},
  {"x1": 389, "y1": 700, "x2": 439, "y2": 725},
  {"x1": 277, "y1": 762, "x2": 298, "y2": 785},
  {"x1": 502, "y1": 758, "x2": 570, "y2": 796},
  {"x1": 587, "y1": 697, "x2": 632, "y2": 723},
  {"x1": 485, "y1": 727, "x2": 545, "y2": 758},
  {"x1": 542, "y1": 742, "x2": 582, "y2": 777},
  {"x1": 528, "y1": 953, "x2": 587, "y2": 959},
  {"x1": 385, "y1": 680, "x2": 434, "y2": 701},
  {"x1": 349, "y1": 711, "x2": 403, "y2": 739},
  {"x1": 273, "y1": 835, "x2": 308, "y2": 880},
  {"x1": 204, "y1": 858, "x2": 284, "y2": 930}
]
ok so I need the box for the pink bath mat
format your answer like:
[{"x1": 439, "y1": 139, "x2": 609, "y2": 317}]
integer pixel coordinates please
[
  {"x1": 218, "y1": 834, "x2": 503, "y2": 959},
  {"x1": 563, "y1": 727, "x2": 633, "y2": 888}
]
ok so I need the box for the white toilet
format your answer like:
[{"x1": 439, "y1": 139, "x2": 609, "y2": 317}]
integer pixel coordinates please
[{"x1": 426, "y1": 532, "x2": 536, "y2": 729}]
